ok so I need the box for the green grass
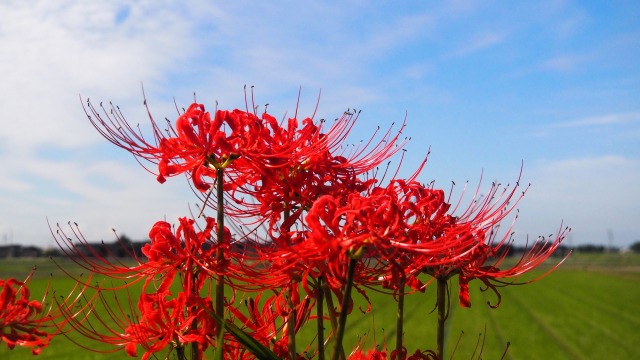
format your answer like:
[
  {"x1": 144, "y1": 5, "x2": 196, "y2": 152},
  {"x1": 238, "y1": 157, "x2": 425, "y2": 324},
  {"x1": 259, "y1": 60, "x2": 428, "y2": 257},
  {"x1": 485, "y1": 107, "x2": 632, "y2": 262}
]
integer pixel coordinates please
[{"x1": 2, "y1": 254, "x2": 640, "y2": 359}]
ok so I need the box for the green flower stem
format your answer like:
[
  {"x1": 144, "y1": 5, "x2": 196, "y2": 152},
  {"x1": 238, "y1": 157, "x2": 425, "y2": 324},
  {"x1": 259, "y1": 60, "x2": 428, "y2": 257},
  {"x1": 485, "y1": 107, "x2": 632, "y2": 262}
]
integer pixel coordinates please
[
  {"x1": 214, "y1": 168, "x2": 226, "y2": 360},
  {"x1": 176, "y1": 345, "x2": 186, "y2": 360},
  {"x1": 191, "y1": 273, "x2": 200, "y2": 360},
  {"x1": 395, "y1": 280, "x2": 405, "y2": 358},
  {"x1": 331, "y1": 258, "x2": 357, "y2": 360},
  {"x1": 324, "y1": 286, "x2": 339, "y2": 338},
  {"x1": 317, "y1": 276, "x2": 325, "y2": 360},
  {"x1": 282, "y1": 207, "x2": 297, "y2": 360},
  {"x1": 286, "y1": 284, "x2": 297, "y2": 360},
  {"x1": 436, "y1": 277, "x2": 448, "y2": 360},
  {"x1": 323, "y1": 277, "x2": 342, "y2": 359}
]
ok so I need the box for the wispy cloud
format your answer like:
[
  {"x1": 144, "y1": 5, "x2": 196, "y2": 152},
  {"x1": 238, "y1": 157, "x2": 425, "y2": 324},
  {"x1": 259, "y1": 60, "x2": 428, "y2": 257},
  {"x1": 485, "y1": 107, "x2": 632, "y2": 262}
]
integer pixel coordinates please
[
  {"x1": 360, "y1": 13, "x2": 435, "y2": 52},
  {"x1": 516, "y1": 155, "x2": 640, "y2": 247},
  {"x1": 0, "y1": 1, "x2": 216, "y2": 245},
  {"x1": 507, "y1": 53, "x2": 587, "y2": 79},
  {"x1": 539, "y1": 54, "x2": 585, "y2": 72},
  {"x1": 0, "y1": 1, "x2": 209, "y2": 149},
  {"x1": 447, "y1": 32, "x2": 506, "y2": 57},
  {"x1": 552, "y1": 13, "x2": 589, "y2": 39},
  {"x1": 0, "y1": 0, "x2": 638, "y2": 250},
  {"x1": 553, "y1": 112, "x2": 640, "y2": 128}
]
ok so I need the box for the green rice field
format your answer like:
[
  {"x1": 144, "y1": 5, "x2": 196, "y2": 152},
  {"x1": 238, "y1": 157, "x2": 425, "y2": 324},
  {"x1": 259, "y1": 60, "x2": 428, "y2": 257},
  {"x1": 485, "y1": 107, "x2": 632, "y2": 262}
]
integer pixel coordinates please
[{"x1": 2, "y1": 253, "x2": 639, "y2": 359}]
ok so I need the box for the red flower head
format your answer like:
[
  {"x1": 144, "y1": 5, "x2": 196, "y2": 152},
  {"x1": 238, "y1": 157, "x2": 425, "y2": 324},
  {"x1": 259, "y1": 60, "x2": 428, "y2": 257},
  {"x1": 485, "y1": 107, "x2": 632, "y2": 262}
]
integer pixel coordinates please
[
  {"x1": 419, "y1": 173, "x2": 570, "y2": 307},
  {"x1": 226, "y1": 293, "x2": 312, "y2": 359},
  {"x1": 456, "y1": 223, "x2": 571, "y2": 308},
  {"x1": 348, "y1": 348, "x2": 388, "y2": 360},
  {"x1": 123, "y1": 291, "x2": 215, "y2": 360},
  {"x1": 0, "y1": 277, "x2": 50, "y2": 355},
  {"x1": 86, "y1": 98, "x2": 269, "y2": 192},
  {"x1": 0, "y1": 269, "x2": 78, "y2": 355},
  {"x1": 86, "y1": 93, "x2": 410, "y2": 225},
  {"x1": 50, "y1": 216, "x2": 241, "y2": 358},
  {"x1": 158, "y1": 105, "x2": 274, "y2": 191},
  {"x1": 297, "y1": 178, "x2": 480, "y2": 292},
  {"x1": 156, "y1": 103, "x2": 221, "y2": 190},
  {"x1": 51, "y1": 215, "x2": 236, "y2": 291}
]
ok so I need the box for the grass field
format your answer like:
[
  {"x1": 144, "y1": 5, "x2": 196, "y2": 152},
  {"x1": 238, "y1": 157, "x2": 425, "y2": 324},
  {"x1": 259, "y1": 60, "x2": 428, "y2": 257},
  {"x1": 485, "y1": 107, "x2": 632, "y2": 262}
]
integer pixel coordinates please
[{"x1": 1, "y1": 253, "x2": 639, "y2": 359}]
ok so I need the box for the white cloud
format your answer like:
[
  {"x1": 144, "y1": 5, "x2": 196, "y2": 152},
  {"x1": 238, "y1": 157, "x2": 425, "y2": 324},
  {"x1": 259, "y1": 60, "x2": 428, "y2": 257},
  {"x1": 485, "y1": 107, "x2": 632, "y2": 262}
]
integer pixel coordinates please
[
  {"x1": 0, "y1": 0, "x2": 216, "y2": 247},
  {"x1": 515, "y1": 156, "x2": 640, "y2": 247},
  {"x1": 0, "y1": 0, "x2": 210, "y2": 149},
  {"x1": 553, "y1": 13, "x2": 589, "y2": 39},
  {"x1": 540, "y1": 54, "x2": 585, "y2": 71},
  {"x1": 360, "y1": 13, "x2": 435, "y2": 52},
  {"x1": 552, "y1": 112, "x2": 640, "y2": 128},
  {"x1": 507, "y1": 53, "x2": 588, "y2": 78},
  {"x1": 0, "y1": 0, "x2": 637, "y2": 254},
  {"x1": 448, "y1": 32, "x2": 506, "y2": 57},
  {"x1": 0, "y1": 154, "x2": 195, "y2": 248}
]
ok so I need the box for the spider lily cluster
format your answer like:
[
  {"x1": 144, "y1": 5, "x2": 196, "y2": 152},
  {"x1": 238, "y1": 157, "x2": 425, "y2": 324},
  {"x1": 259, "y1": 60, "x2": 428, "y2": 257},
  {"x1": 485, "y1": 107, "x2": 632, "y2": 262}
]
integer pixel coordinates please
[
  {"x1": 0, "y1": 269, "x2": 87, "y2": 355},
  {"x1": 1, "y1": 90, "x2": 569, "y2": 360}
]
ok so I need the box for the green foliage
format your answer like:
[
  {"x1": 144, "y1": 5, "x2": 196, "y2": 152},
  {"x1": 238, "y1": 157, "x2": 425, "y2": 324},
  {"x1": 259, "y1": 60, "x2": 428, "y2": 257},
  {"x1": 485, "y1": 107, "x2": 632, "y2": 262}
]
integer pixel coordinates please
[
  {"x1": 204, "y1": 309, "x2": 280, "y2": 360},
  {"x1": 1, "y1": 254, "x2": 640, "y2": 359}
]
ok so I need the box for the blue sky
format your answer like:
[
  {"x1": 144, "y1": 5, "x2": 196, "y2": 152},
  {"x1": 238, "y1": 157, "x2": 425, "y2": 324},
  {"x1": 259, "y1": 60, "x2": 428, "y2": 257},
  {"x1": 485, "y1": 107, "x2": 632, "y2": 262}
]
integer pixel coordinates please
[{"x1": 0, "y1": 0, "x2": 638, "y2": 249}]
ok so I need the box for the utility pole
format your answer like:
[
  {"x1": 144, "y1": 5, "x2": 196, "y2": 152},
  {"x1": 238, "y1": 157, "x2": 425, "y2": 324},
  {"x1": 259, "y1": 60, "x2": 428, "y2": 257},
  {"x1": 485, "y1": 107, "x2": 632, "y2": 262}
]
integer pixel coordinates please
[{"x1": 607, "y1": 229, "x2": 614, "y2": 253}]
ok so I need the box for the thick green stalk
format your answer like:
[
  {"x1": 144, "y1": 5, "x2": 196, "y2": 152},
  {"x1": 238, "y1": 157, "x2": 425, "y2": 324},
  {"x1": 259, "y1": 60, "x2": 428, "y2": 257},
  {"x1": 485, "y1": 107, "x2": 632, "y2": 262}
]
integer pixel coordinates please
[
  {"x1": 282, "y1": 207, "x2": 297, "y2": 360},
  {"x1": 317, "y1": 277, "x2": 325, "y2": 360},
  {"x1": 191, "y1": 272, "x2": 200, "y2": 360},
  {"x1": 214, "y1": 168, "x2": 226, "y2": 360},
  {"x1": 176, "y1": 345, "x2": 186, "y2": 360},
  {"x1": 331, "y1": 258, "x2": 358, "y2": 360},
  {"x1": 395, "y1": 280, "x2": 405, "y2": 358},
  {"x1": 436, "y1": 277, "x2": 448, "y2": 360},
  {"x1": 323, "y1": 279, "x2": 342, "y2": 359},
  {"x1": 286, "y1": 284, "x2": 297, "y2": 360},
  {"x1": 324, "y1": 286, "x2": 338, "y2": 337}
]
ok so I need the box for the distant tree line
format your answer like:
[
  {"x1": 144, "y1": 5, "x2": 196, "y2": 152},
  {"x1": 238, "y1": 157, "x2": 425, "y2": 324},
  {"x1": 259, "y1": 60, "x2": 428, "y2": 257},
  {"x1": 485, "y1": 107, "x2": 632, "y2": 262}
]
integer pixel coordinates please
[
  {"x1": 3, "y1": 239, "x2": 638, "y2": 260},
  {"x1": 492, "y1": 243, "x2": 630, "y2": 258},
  {"x1": 0, "y1": 235, "x2": 148, "y2": 259}
]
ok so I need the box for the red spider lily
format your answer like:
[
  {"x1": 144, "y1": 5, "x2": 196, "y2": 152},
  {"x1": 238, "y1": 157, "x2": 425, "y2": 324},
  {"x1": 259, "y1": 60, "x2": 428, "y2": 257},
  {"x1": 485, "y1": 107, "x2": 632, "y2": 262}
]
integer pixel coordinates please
[
  {"x1": 50, "y1": 216, "x2": 252, "y2": 359},
  {"x1": 298, "y1": 179, "x2": 480, "y2": 291},
  {"x1": 140, "y1": 217, "x2": 221, "y2": 287},
  {"x1": 405, "y1": 349, "x2": 439, "y2": 360},
  {"x1": 123, "y1": 291, "x2": 216, "y2": 360},
  {"x1": 455, "y1": 224, "x2": 571, "y2": 308},
  {"x1": 225, "y1": 293, "x2": 313, "y2": 358},
  {"x1": 346, "y1": 328, "x2": 439, "y2": 360},
  {"x1": 86, "y1": 93, "x2": 409, "y2": 226},
  {"x1": 156, "y1": 103, "x2": 222, "y2": 190},
  {"x1": 57, "y1": 284, "x2": 217, "y2": 360},
  {"x1": 199, "y1": 108, "x2": 409, "y2": 233},
  {"x1": 0, "y1": 276, "x2": 51, "y2": 355},
  {"x1": 347, "y1": 347, "x2": 438, "y2": 360},
  {"x1": 50, "y1": 220, "x2": 150, "y2": 288},
  {"x1": 195, "y1": 104, "x2": 412, "y2": 298},
  {"x1": 50, "y1": 216, "x2": 253, "y2": 290},
  {"x1": 0, "y1": 270, "x2": 87, "y2": 355},
  {"x1": 255, "y1": 179, "x2": 480, "y2": 360},
  {"x1": 372, "y1": 179, "x2": 474, "y2": 293},
  {"x1": 416, "y1": 173, "x2": 570, "y2": 307},
  {"x1": 246, "y1": 176, "x2": 478, "y2": 327},
  {"x1": 158, "y1": 106, "x2": 276, "y2": 191},
  {"x1": 76, "y1": 88, "x2": 572, "y2": 360},
  {"x1": 85, "y1": 99, "x2": 265, "y2": 192},
  {"x1": 348, "y1": 348, "x2": 388, "y2": 359}
]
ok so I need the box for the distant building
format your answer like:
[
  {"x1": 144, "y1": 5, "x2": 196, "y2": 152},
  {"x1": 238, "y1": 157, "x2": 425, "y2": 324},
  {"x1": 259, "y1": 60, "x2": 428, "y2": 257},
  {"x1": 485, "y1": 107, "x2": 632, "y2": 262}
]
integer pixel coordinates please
[
  {"x1": 0, "y1": 245, "x2": 43, "y2": 258},
  {"x1": 0, "y1": 241, "x2": 145, "y2": 259}
]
